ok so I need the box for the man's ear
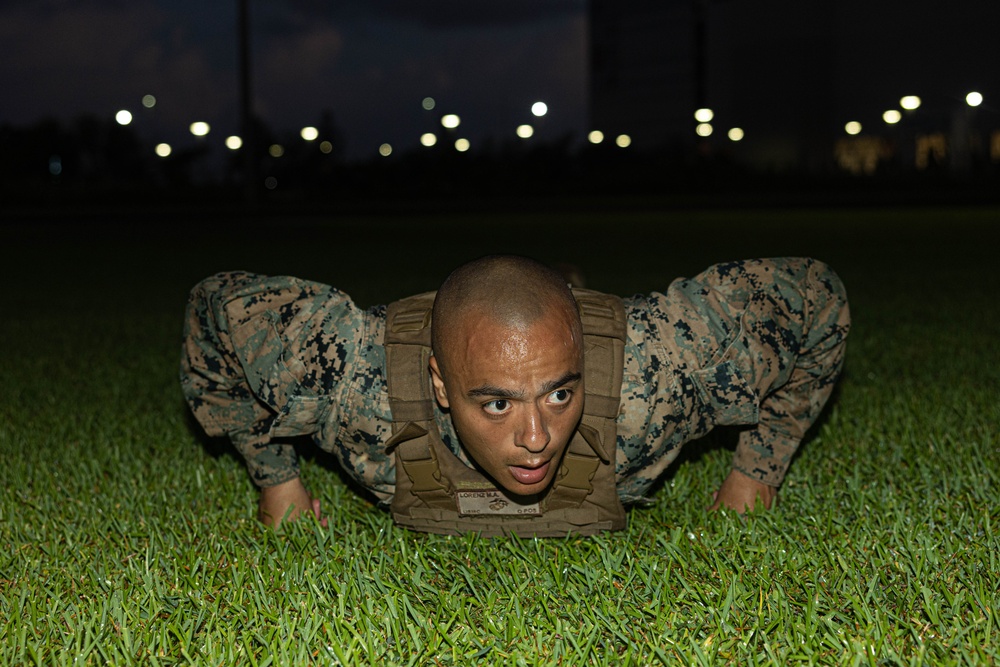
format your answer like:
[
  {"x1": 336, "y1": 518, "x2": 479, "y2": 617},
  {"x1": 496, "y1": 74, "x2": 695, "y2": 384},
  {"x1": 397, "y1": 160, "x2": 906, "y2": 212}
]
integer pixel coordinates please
[{"x1": 428, "y1": 355, "x2": 450, "y2": 408}]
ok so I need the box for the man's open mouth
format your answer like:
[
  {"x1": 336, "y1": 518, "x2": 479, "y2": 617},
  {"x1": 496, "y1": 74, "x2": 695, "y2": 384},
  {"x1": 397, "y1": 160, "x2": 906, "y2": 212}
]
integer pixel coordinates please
[{"x1": 509, "y1": 461, "x2": 550, "y2": 485}]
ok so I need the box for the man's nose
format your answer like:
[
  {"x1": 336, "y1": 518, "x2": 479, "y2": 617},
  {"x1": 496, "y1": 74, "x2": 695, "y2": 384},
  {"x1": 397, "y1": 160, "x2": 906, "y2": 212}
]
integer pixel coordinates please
[{"x1": 515, "y1": 407, "x2": 550, "y2": 453}]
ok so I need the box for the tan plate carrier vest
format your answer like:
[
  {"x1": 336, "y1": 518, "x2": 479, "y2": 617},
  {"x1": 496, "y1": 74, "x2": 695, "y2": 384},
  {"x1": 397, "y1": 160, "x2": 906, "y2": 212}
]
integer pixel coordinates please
[{"x1": 384, "y1": 288, "x2": 628, "y2": 537}]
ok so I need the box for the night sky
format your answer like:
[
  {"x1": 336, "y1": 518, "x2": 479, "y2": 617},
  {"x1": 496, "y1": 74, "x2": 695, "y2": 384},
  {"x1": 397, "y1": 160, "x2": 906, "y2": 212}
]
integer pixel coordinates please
[
  {"x1": 2, "y1": 0, "x2": 587, "y2": 158},
  {"x1": 3, "y1": 0, "x2": 998, "y2": 160}
]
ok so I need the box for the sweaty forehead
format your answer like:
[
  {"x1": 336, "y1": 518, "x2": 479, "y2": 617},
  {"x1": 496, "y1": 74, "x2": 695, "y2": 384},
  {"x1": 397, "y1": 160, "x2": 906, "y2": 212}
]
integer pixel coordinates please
[
  {"x1": 452, "y1": 306, "x2": 580, "y2": 359},
  {"x1": 432, "y1": 279, "x2": 584, "y2": 371},
  {"x1": 471, "y1": 297, "x2": 576, "y2": 333}
]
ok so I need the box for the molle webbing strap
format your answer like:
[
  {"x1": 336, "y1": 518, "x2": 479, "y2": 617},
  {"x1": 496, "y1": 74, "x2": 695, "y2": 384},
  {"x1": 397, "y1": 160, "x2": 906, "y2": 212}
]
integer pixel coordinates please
[
  {"x1": 384, "y1": 288, "x2": 628, "y2": 537},
  {"x1": 384, "y1": 292, "x2": 436, "y2": 422},
  {"x1": 574, "y1": 288, "x2": 627, "y2": 465}
]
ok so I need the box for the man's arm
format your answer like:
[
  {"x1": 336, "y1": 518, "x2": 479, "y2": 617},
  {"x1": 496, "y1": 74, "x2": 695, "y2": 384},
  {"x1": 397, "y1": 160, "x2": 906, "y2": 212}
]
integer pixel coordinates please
[
  {"x1": 180, "y1": 272, "x2": 357, "y2": 527},
  {"x1": 181, "y1": 273, "x2": 307, "y2": 496},
  {"x1": 717, "y1": 259, "x2": 850, "y2": 513}
]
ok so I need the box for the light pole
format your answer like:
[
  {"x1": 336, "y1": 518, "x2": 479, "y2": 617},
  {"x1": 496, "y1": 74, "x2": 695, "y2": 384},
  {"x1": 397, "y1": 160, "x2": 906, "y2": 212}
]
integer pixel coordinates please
[
  {"x1": 691, "y1": 0, "x2": 710, "y2": 113},
  {"x1": 238, "y1": 0, "x2": 257, "y2": 203},
  {"x1": 952, "y1": 91, "x2": 984, "y2": 174}
]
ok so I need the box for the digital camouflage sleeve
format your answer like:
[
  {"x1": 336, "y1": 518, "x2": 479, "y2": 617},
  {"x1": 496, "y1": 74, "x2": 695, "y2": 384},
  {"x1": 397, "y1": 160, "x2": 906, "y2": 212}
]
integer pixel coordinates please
[
  {"x1": 180, "y1": 271, "x2": 398, "y2": 501},
  {"x1": 180, "y1": 258, "x2": 849, "y2": 505},
  {"x1": 614, "y1": 257, "x2": 850, "y2": 501}
]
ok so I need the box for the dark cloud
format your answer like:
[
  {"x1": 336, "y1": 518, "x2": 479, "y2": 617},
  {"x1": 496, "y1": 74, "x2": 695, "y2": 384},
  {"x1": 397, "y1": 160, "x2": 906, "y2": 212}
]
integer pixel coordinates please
[
  {"x1": 368, "y1": 0, "x2": 586, "y2": 27},
  {"x1": 0, "y1": 0, "x2": 234, "y2": 129},
  {"x1": 284, "y1": 0, "x2": 586, "y2": 29},
  {"x1": 252, "y1": 12, "x2": 588, "y2": 156},
  {"x1": 0, "y1": 0, "x2": 588, "y2": 155}
]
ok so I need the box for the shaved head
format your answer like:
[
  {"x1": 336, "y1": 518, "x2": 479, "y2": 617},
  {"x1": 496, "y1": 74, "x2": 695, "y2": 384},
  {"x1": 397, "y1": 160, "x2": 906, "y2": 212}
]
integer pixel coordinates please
[
  {"x1": 431, "y1": 256, "x2": 581, "y2": 370},
  {"x1": 427, "y1": 256, "x2": 586, "y2": 494}
]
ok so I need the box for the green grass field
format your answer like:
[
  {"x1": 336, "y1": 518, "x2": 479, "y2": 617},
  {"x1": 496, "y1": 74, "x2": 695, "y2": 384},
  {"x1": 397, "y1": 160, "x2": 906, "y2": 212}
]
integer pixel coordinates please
[{"x1": 2, "y1": 205, "x2": 998, "y2": 665}]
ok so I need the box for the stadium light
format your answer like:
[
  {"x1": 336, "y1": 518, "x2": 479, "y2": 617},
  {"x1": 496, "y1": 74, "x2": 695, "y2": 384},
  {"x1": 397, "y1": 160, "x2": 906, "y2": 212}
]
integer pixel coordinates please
[{"x1": 694, "y1": 108, "x2": 714, "y2": 123}]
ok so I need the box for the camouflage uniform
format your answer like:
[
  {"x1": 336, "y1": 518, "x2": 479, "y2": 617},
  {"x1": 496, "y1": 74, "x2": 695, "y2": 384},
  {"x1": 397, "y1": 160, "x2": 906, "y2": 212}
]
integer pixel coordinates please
[{"x1": 180, "y1": 258, "x2": 849, "y2": 506}]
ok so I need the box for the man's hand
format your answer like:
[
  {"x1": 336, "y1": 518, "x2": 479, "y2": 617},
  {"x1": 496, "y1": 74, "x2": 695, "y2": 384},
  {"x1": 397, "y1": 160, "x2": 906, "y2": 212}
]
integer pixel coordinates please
[
  {"x1": 708, "y1": 468, "x2": 777, "y2": 514},
  {"x1": 258, "y1": 477, "x2": 328, "y2": 529}
]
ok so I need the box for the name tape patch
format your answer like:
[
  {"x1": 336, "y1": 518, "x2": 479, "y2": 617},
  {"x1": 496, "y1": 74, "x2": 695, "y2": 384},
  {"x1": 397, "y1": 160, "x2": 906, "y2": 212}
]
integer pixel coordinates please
[{"x1": 455, "y1": 489, "x2": 542, "y2": 516}]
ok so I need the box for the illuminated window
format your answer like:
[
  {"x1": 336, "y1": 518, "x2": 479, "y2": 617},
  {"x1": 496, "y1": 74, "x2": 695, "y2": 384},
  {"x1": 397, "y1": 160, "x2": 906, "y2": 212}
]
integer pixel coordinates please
[
  {"x1": 834, "y1": 137, "x2": 890, "y2": 175},
  {"x1": 915, "y1": 133, "x2": 947, "y2": 170}
]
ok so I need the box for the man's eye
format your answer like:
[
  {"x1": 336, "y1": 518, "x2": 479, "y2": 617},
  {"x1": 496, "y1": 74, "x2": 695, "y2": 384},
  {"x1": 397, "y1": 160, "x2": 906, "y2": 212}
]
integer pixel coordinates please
[
  {"x1": 484, "y1": 399, "x2": 510, "y2": 415},
  {"x1": 549, "y1": 389, "x2": 571, "y2": 404}
]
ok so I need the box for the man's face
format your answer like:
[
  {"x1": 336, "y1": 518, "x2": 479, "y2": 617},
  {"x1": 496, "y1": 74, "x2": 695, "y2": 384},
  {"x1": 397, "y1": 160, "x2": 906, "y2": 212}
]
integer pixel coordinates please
[{"x1": 429, "y1": 308, "x2": 584, "y2": 496}]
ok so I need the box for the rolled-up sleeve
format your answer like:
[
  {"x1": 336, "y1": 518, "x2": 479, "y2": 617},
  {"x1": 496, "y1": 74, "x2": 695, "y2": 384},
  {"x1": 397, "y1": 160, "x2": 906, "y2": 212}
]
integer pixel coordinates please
[
  {"x1": 723, "y1": 259, "x2": 851, "y2": 486},
  {"x1": 180, "y1": 271, "x2": 363, "y2": 488},
  {"x1": 615, "y1": 257, "x2": 850, "y2": 498}
]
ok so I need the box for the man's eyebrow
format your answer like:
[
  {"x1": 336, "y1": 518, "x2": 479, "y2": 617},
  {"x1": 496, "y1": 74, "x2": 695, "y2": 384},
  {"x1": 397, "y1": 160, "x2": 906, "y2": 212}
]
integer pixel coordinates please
[
  {"x1": 467, "y1": 385, "x2": 523, "y2": 399},
  {"x1": 467, "y1": 372, "x2": 582, "y2": 399},
  {"x1": 541, "y1": 372, "x2": 582, "y2": 394}
]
